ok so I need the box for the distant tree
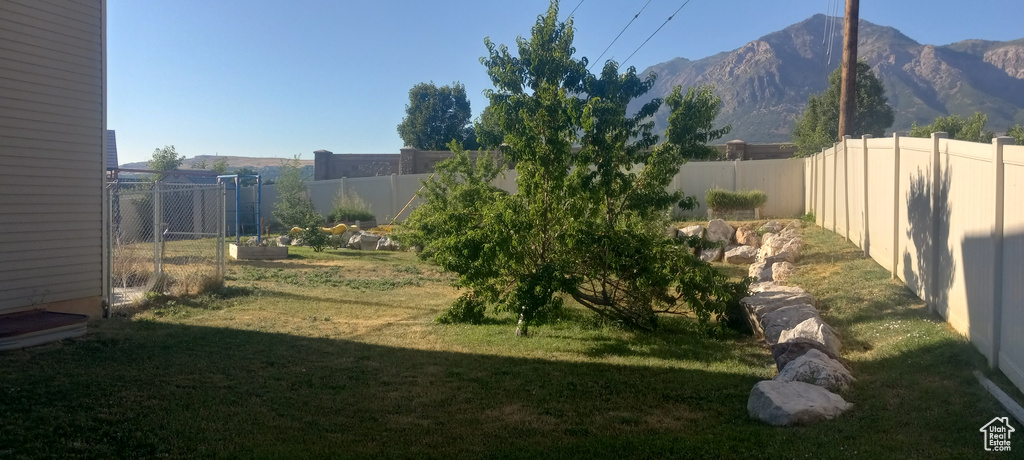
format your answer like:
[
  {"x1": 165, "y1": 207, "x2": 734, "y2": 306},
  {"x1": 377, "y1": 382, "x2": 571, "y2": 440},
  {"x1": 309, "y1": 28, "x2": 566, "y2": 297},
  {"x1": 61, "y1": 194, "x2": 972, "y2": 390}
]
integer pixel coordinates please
[
  {"x1": 148, "y1": 145, "x2": 184, "y2": 179},
  {"x1": 1009, "y1": 124, "x2": 1024, "y2": 146},
  {"x1": 272, "y1": 157, "x2": 322, "y2": 229},
  {"x1": 397, "y1": 82, "x2": 474, "y2": 150},
  {"x1": 210, "y1": 158, "x2": 229, "y2": 175},
  {"x1": 662, "y1": 85, "x2": 732, "y2": 160},
  {"x1": 792, "y1": 62, "x2": 895, "y2": 156},
  {"x1": 910, "y1": 112, "x2": 995, "y2": 143},
  {"x1": 473, "y1": 105, "x2": 505, "y2": 150},
  {"x1": 233, "y1": 166, "x2": 259, "y2": 186},
  {"x1": 193, "y1": 159, "x2": 208, "y2": 170}
]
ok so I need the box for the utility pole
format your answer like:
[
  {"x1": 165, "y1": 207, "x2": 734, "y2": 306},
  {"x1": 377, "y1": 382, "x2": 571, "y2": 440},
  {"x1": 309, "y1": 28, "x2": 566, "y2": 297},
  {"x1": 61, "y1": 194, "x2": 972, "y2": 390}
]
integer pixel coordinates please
[{"x1": 837, "y1": 0, "x2": 859, "y2": 139}]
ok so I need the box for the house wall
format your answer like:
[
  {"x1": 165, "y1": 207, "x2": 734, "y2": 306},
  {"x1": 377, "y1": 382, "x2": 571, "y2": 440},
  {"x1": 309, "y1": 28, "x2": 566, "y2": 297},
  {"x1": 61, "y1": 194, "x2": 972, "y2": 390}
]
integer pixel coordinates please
[
  {"x1": 805, "y1": 134, "x2": 1024, "y2": 393},
  {"x1": 0, "y1": 0, "x2": 106, "y2": 317}
]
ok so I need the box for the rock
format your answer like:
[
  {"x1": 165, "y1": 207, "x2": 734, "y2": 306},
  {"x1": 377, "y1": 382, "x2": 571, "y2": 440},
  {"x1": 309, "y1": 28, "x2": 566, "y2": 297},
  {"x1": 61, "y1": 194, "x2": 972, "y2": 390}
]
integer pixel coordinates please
[
  {"x1": 725, "y1": 245, "x2": 759, "y2": 264},
  {"x1": 705, "y1": 219, "x2": 735, "y2": 244},
  {"x1": 735, "y1": 227, "x2": 760, "y2": 247},
  {"x1": 771, "y1": 338, "x2": 851, "y2": 372},
  {"x1": 748, "y1": 380, "x2": 852, "y2": 426},
  {"x1": 760, "y1": 303, "x2": 821, "y2": 347},
  {"x1": 784, "y1": 219, "x2": 803, "y2": 232},
  {"x1": 741, "y1": 285, "x2": 815, "y2": 320},
  {"x1": 291, "y1": 238, "x2": 305, "y2": 246},
  {"x1": 758, "y1": 233, "x2": 784, "y2": 260},
  {"x1": 778, "y1": 237, "x2": 804, "y2": 263},
  {"x1": 277, "y1": 235, "x2": 291, "y2": 246},
  {"x1": 700, "y1": 246, "x2": 723, "y2": 263},
  {"x1": 772, "y1": 261, "x2": 796, "y2": 282},
  {"x1": 348, "y1": 232, "x2": 382, "y2": 250},
  {"x1": 748, "y1": 260, "x2": 773, "y2": 282},
  {"x1": 678, "y1": 225, "x2": 703, "y2": 238},
  {"x1": 376, "y1": 236, "x2": 401, "y2": 251},
  {"x1": 759, "y1": 220, "x2": 784, "y2": 234},
  {"x1": 242, "y1": 236, "x2": 260, "y2": 247},
  {"x1": 778, "y1": 317, "x2": 843, "y2": 356},
  {"x1": 665, "y1": 226, "x2": 679, "y2": 239},
  {"x1": 775, "y1": 349, "x2": 855, "y2": 392}
]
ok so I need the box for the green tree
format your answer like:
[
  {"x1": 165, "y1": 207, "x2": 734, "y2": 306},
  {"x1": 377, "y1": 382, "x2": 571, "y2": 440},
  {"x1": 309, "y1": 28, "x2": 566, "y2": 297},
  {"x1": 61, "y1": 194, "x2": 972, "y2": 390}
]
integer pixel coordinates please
[
  {"x1": 1009, "y1": 124, "x2": 1024, "y2": 146},
  {"x1": 397, "y1": 82, "x2": 475, "y2": 150},
  {"x1": 403, "y1": 1, "x2": 745, "y2": 336},
  {"x1": 210, "y1": 158, "x2": 229, "y2": 175},
  {"x1": 909, "y1": 112, "x2": 995, "y2": 143},
  {"x1": 272, "y1": 157, "x2": 323, "y2": 230},
  {"x1": 792, "y1": 62, "x2": 895, "y2": 156},
  {"x1": 193, "y1": 159, "x2": 208, "y2": 170},
  {"x1": 473, "y1": 105, "x2": 505, "y2": 150},
  {"x1": 148, "y1": 145, "x2": 184, "y2": 179},
  {"x1": 233, "y1": 166, "x2": 259, "y2": 186}
]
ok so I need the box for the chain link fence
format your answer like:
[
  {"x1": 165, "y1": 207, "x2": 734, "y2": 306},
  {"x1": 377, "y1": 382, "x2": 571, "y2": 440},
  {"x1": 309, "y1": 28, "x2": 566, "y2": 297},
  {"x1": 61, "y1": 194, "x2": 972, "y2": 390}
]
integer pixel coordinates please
[{"x1": 107, "y1": 181, "x2": 225, "y2": 310}]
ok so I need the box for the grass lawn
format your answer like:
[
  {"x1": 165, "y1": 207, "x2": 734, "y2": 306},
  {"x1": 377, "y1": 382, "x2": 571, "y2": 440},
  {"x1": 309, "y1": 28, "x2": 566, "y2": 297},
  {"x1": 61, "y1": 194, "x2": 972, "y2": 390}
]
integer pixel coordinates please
[{"x1": 0, "y1": 224, "x2": 1018, "y2": 458}]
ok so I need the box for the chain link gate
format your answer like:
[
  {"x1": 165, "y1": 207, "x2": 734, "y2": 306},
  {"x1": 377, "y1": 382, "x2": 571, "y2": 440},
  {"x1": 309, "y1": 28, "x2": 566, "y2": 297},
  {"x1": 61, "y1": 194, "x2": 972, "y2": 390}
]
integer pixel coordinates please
[{"x1": 106, "y1": 181, "x2": 226, "y2": 311}]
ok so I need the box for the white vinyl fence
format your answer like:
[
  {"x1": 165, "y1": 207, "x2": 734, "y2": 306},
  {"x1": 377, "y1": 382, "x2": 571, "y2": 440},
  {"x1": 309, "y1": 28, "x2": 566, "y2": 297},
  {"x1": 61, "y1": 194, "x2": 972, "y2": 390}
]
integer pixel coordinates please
[
  {"x1": 805, "y1": 134, "x2": 1024, "y2": 393},
  {"x1": 259, "y1": 158, "x2": 807, "y2": 227}
]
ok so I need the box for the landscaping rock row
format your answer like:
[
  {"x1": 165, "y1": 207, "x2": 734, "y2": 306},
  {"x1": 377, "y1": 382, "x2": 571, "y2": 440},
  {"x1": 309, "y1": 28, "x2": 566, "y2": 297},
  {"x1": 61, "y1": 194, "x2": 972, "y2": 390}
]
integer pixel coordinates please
[{"x1": 667, "y1": 219, "x2": 853, "y2": 426}]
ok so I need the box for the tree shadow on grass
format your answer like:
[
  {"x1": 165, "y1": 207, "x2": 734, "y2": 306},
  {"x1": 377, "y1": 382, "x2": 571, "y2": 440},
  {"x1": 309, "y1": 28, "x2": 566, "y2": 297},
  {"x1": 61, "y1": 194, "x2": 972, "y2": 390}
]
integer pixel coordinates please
[{"x1": 0, "y1": 321, "x2": 1007, "y2": 459}]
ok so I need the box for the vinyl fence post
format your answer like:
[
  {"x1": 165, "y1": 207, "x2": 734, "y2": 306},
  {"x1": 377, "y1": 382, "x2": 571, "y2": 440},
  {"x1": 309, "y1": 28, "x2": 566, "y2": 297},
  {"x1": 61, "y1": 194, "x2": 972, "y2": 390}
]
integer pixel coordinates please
[
  {"x1": 862, "y1": 134, "x2": 871, "y2": 255},
  {"x1": 843, "y1": 135, "x2": 852, "y2": 241},
  {"x1": 929, "y1": 132, "x2": 947, "y2": 314},
  {"x1": 892, "y1": 133, "x2": 901, "y2": 279},
  {"x1": 990, "y1": 136, "x2": 1012, "y2": 369}
]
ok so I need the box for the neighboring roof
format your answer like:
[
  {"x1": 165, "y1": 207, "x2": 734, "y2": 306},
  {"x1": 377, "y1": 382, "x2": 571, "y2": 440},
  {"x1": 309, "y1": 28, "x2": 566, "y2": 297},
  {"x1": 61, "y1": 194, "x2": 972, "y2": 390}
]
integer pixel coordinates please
[{"x1": 106, "y1": 130, "x2": 118, "y2": 170}]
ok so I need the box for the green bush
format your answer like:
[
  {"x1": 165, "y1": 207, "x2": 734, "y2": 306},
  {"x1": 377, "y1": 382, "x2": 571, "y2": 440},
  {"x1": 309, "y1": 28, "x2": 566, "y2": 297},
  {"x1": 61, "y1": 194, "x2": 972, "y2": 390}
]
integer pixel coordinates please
[
  {"x1": 329, "y1": 190, "x2": 375, "y2": 223},
  {"x1": 705, "y1": 189, "x2": 767, "y2": 213},
  {"x1": 436, "y1": 293, "x2": 487, "y2": 324}
]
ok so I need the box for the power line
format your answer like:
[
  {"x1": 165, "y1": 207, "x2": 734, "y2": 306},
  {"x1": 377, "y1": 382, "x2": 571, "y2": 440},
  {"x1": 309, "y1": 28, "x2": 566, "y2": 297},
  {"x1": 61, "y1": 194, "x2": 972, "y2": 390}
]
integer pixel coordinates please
[
  {"x1": 568, "y1": 0, "x2": 585, "y2": 18},
  {"x1": 589, "y1": 0, "x2": 654, "y2": 71},
  {"x1": 621, "y1": 0, "x2": 694, "y2": 67}
]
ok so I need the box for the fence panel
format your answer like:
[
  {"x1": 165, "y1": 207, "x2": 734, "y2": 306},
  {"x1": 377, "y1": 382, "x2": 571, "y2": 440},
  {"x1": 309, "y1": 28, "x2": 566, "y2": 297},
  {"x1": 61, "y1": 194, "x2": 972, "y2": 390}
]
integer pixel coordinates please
[
  {"x1": 822, "y1": 147, "x2": 836, "y2": 231},
  {"x1": 865, "y1": 137, "x2": 896, "y2": 273},
  {"x1": 844, "y1": 140, "x2": 865, "y2": 246},
  {"x1": 896, "y1": 137, "x2": 934, "y2": 299},
  {"x1": 999, "y1": 144, "x2": 1024, "y2": 392},
  {"x1": 941, "y1": 139, "x2": 996, "y2": 350},
  {"x1": 736, "y1": 158, "x2": 805, "y2": 217},
  {"x1": 108, "y1": 182, "x2": 224, "y2": 310}
]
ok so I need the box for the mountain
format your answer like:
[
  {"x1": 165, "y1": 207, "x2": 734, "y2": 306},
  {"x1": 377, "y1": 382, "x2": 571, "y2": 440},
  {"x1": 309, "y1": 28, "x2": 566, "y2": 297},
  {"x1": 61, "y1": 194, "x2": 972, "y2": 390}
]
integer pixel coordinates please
[{"x1": 632, "y1": 15, "x2": 1024, "y2": 143}]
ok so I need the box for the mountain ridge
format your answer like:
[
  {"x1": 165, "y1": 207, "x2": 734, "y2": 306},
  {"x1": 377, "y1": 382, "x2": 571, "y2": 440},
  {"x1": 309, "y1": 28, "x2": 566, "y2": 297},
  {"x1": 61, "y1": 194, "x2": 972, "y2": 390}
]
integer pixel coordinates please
[{"x1": 632, "y1": 14, "x2": 1024, "y2": 143}]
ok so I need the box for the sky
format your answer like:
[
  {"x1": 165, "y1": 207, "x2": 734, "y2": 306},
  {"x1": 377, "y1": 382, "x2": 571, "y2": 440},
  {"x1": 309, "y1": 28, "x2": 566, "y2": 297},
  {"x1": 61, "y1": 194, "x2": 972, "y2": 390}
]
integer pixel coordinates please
[{"x1": 108, "y1": 0, "x2": 1024, "y2": 165}]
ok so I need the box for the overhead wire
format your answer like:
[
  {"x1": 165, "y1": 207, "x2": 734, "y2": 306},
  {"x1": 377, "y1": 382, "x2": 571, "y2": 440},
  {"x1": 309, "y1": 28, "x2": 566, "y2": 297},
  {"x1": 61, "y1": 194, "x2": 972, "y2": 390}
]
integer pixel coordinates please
[
  {"x1": 621, "y1": 0, "x2": 694, "y2": 67},
  {"x1": 568, "y1": 0, "x2": 585, "y2": 18},
  {"x1": 588, "y1": 0, "x2": 655, "y2": 71}
]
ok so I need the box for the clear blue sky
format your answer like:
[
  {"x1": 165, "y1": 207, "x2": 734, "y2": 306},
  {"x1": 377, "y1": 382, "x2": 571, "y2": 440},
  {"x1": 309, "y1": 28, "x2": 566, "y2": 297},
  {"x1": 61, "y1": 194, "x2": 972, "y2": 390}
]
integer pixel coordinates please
[{"x1": 108, "y1": 0, "x2": 1024, "y2": 165}]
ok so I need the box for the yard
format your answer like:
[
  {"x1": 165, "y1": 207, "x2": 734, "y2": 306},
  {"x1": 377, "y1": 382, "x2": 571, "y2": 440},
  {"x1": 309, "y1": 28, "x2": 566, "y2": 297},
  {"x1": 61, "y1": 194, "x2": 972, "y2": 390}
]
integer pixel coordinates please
[{"x1": 0, "y1": 224, "x2": 1016, "y2": 458}]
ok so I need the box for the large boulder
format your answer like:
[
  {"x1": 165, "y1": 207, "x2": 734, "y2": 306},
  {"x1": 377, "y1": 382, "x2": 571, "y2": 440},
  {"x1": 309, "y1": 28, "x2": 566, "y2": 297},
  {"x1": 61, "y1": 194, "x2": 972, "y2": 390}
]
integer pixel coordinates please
[
  {"x1": 748, "y1": 380, "x2": 853, "y2": 426},
  {"x1": 778, "y1": 237, "x2": 804, "y2": 263},
  {"x1": 760, "y1": 303, "x2": 821, "y2": 347},
  {"x1": 678, "y1": 225, "x2": 703, "y2": 238},
  {"x1": 376, "y1": 236, "x2": 401, "y2": 251},
  {"x1": 758, "y1": 233, "x2": 785, "y2": 260},
  {"x1": 778, "y1": 317, "x2": 843, "y2": 356},
  {"x1": 348, "y1": 232, "x2": 382, "y2": 250},
  {"x1": 771, "y1": 338, "x2": 850, "y2": 372},
  {"x1": 725, "y1": 246, "x2": 759, "y2": 265},
  {"x1": 741, "y1": 284, "x2": 815, "y2": 319},
  {"x1": 699, "y1": 246, "x2": 723, "y2": 263},
  {"x1": 772, "y1": 261, "x2": 796, "y2": 282},
  {"x1": 759, "y1": 220, "x2": 784, "y2": 234},
  {"x1": 775, "y1": 349, "x2": 855, "y2": 392},
  {"x1": 748, "y1": 260, "x2": 774, "y2": 282},
  {"x1": 735, "y1": 227, "x2": 760, "y2": 247},
  {"x1": 277, "y1": 235, "x2": 291, "y2": 246},
  {"x1": 665, "y1": 225, "x2": 679, "y2": 239},
  {"x1": 705, "y1": 219, "x2": 735, "y2": 245}
]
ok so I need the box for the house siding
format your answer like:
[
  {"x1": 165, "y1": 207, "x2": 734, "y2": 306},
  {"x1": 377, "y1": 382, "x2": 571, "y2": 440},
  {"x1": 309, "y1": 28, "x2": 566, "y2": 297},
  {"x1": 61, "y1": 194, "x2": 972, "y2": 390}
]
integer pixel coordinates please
[{"x1": 0, "y1": 0, "x2": 105, "y2": 315}]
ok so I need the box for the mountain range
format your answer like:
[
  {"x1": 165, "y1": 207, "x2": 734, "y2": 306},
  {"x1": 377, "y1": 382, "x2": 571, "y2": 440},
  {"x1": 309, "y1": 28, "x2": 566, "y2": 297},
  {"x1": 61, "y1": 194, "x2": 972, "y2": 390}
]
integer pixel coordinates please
[{"x1": 631, "y1": 14, "x2": 1024, "y2": 143}]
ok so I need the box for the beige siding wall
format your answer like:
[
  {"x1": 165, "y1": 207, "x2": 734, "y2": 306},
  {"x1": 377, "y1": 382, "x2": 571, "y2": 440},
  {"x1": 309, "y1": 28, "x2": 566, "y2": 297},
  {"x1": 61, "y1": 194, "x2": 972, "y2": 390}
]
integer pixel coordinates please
[{"x1": 0, "y1": 0, "x2": 105, "y2": 314}]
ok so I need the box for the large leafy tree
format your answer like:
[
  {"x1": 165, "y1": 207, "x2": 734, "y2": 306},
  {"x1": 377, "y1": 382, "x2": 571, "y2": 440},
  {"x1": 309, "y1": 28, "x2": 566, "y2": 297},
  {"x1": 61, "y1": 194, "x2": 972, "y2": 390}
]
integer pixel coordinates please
[
  {"x1": 402, "y1": 1, "x2": 744, "y2": 336},
  {"x1": 792, "y1": 62, "x2": 895, "y2": 156},
  {"x1": 1009, "y1": 124, "x2": 1024, "y2": 146},
  {"x1": 909, "y1": 112, "x2": 995, "y2": 143},
  {"x1": 272, "y1": 157, "x2": 322, "y2": 229},
  {"x1": 397, "y1": 82, "x2": 476, "y2": 150}
]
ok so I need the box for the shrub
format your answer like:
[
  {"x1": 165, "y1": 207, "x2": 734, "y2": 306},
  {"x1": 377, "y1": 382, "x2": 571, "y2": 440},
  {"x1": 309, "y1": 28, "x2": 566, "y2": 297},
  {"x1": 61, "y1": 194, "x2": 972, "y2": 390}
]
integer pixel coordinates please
[
  {"x1": 436, "y1": 293, "x2": 487, "y2": 324},
  {"x1": 329, "y1": 190, "x2": 375, "y2": 223},
  {"x1": 705, "y1": 189, "x2": 767, "y2": 213}
]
